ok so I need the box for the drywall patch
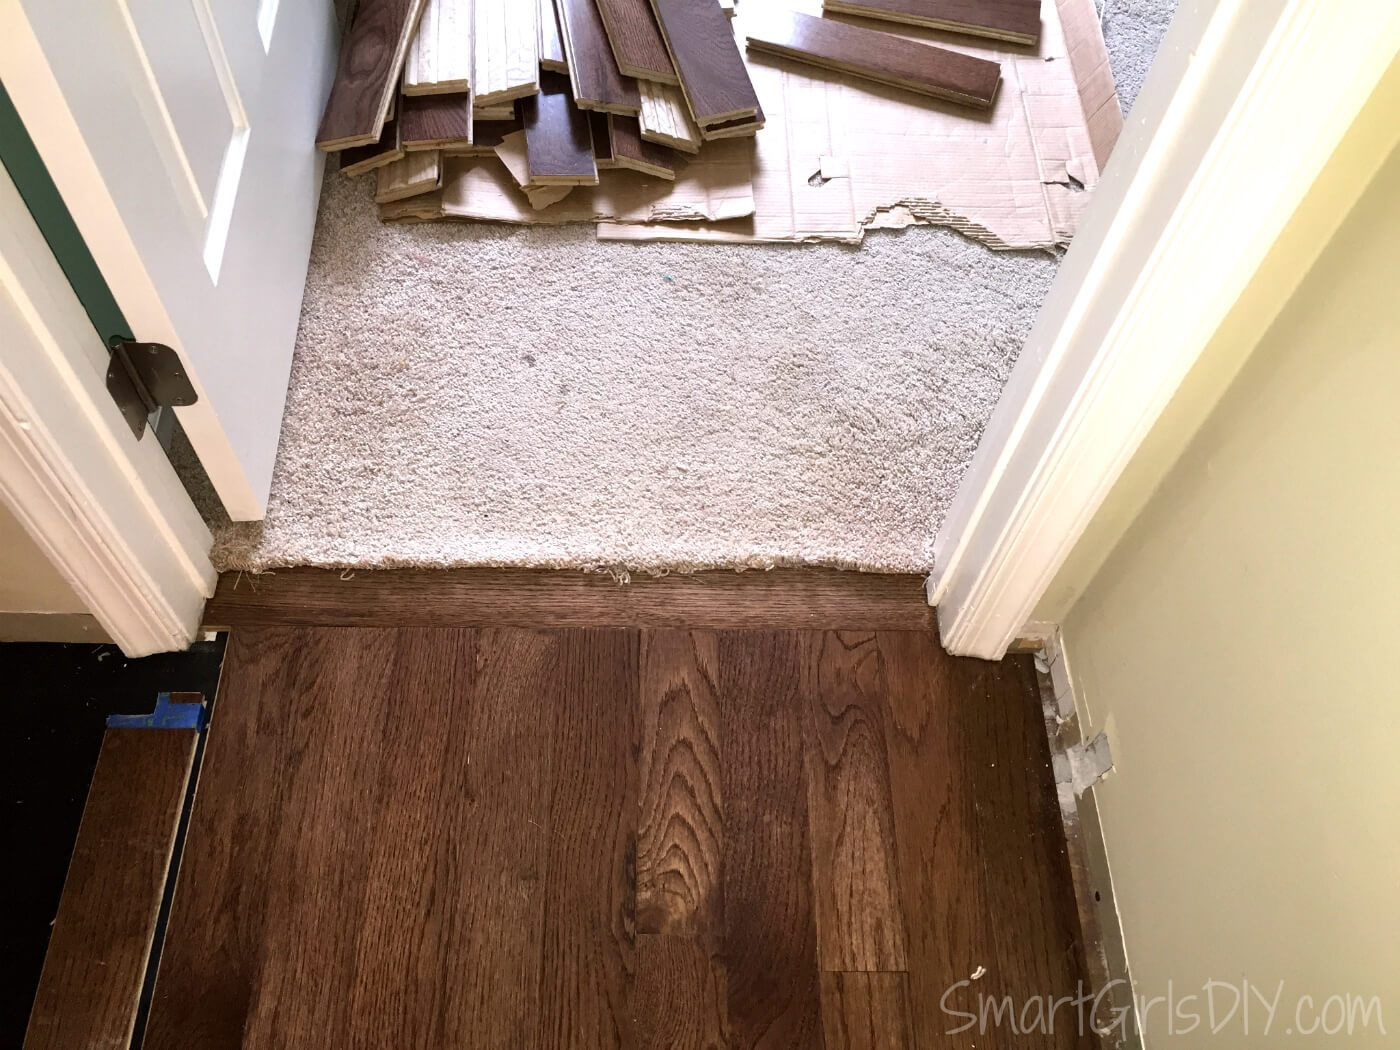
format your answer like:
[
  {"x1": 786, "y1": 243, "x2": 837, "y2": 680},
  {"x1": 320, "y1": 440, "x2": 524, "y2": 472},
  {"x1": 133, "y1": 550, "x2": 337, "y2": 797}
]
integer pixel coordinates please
[{"x1": 1057, "y1": 731, "x2": 1114, "y2": 796}]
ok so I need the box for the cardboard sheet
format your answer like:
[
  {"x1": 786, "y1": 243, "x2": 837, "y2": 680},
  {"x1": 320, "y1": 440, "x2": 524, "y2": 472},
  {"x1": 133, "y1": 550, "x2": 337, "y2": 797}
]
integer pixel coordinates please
[{"x1": 599, "y1": 0, "x2": 1122, "y2": 249}]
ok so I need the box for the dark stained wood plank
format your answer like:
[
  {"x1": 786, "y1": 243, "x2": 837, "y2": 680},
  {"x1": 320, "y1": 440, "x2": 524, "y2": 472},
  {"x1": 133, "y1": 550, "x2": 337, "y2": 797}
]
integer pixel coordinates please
[
  {"x1": 521, "y1": 72, "x2": 600, "y2": 185},
  {"x1": 634, "y1": 935, "x2": 730, "y2": 1050},
  {"x1": 537, "y1": 628, "x2": 639, "y2": 1049},
  {"x1": 649, "y1": 0, "x2": 760, "y2": 126},
  {"x1": 609, "y1": 114, "x2": 678, "y2": 179},
  {"x1": 820, "y1": 972, "x2": 914, "y2": 1050},
  {"x1": 317, "y1": 0, "x2": 429, "y2": 149},
  {"x1": 595, "y1": 0, "x2": 677, "y2": 84},
  {"x1": 339, "y1": 116, "x2": 404, "y2": 175},
  {"x1": 540, "y1": 0, "x2": 569, "y2": 71},
  {"x1": 24, "y1": 729, "x2": 196, "y2": 1050},
  {"x1": 557, "y1": 0, "x2": 643, "y2": 115},
  {"x1": 719, "y1": 630, "x2": 824, "y2": 1049},
  {"x1": 204, "y1": 568, "x2": 936, "y2": 632},
  {"x1": 745, "y1": 10, "x2": 1001, "y2": 110},
  {"x1": 822, "y1": 0, "x2": 1042, "y2": 47},
  {"x1": 592, "y1": 110, "x2": 617, "y2": 166},
  {"x1": 801, "y1": 632, "x2": 908, "y2": 973},
  {"x1": 436, "y1": 628, "x2": 559, "y2": 1048},
  {"x1": 400, "y1": 90, "x2": 474, "y2": 149}
]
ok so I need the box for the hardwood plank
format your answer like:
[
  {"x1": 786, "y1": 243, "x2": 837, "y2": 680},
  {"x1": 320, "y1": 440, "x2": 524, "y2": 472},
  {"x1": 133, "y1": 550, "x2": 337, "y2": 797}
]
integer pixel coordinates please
[
  {"x1": 474, "y1": 100, "x2": 519, "y2": 120},
  {"x1": 801, "y1": 632, "x2": 908, "y2": 973},
  {"x1": 638, "y1": 79, "x2": 701, "y2": 153},
  {"x1": 609, "y1": 114, "x2": 677, "y2": 179},
  {"x1": 204, "y1": 568, "x2": 936, "y2": 631},
  {"x1": 537, "y1": 628, "x2": 639, "y2": 1049},
  {"x1": 403, "y1": 0, "x2": 472, "y2": 94},
  {"x1": 374, "y1": 149, "x2": 443, "y2": 202},
  {"x1": 521, "y1": 72, "x2": 600, "y2": 185},
  {"x1": 635, "y1": 935, "x2": 730, "y2": 1050},
  {"x1": 821, "y1": 0, "x2": 1042, "y2": 47},
  {"x1": 820, "y1": 972, "x2": 914, "y2": 1050},
  {"x1": 557, "y1": 0, "x2": 643, "y2": 115},
  {"x1": 719, "y1": 630, "x2": 824, "y2": 1048},
  {"x1": 24, "y1": 728, "x2": 196, "y2": 1050},
  {"x1": 540, "y1": 0, "x2": 570, "y2": 72},
  {"x1": 649, "y1": 0, "x2": 760, "y2": 127},
  {"x1": 699, "y1": 107, "x2": 765, "y2": 140},
  {"x1": 474, "y1": 0, "x2": 540, "y2": 105},
  {"x1": 400, "y1": 91, "x2": 473, "y2": 149},
  {"x1": 595, "y1": 0, "x2": 678, "y2": 84},
  {"x1": 339, "y1": 116, "x2": 405, "y2": 175},
  {"x1": 317, "y1": 0, "x2": 428, "y2": 149},
  {"x1": 591, "y1": 110, "x2": 617, "y2": 167},
  {"x1": 437, "y1": 628, "x2": 559, "y2": 1048},
  {"x1": 745, "y1": 10, "x2": 1001, "y2": 110}
]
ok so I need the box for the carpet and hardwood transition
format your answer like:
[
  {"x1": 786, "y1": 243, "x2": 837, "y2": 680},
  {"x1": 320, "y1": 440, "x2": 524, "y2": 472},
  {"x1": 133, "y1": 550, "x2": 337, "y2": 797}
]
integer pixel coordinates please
[{"x1": 115, "y1": 570, "x2": 1094, "y2": 1048}]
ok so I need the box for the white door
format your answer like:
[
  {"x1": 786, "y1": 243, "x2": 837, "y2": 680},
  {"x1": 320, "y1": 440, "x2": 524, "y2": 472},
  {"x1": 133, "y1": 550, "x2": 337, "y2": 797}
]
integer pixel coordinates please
[{"x1": 0, "y1": 0, "x2": 338, "y2": 520}]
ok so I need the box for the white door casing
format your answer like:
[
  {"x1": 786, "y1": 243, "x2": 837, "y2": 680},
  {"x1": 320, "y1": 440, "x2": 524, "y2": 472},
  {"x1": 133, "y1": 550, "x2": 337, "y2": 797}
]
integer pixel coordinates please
[
  {"x1": 0, "y1": 162, "x2": 216, "y2": 656},
  {"x1": 0, "y1": 0, "x2": 338, "y2": 520}
]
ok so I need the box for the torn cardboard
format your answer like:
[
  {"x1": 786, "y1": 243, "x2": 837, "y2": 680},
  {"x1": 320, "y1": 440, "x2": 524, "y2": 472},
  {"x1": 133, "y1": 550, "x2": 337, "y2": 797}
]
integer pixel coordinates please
[{"x1": 599, "y1": 0, "x2": 1122, "y2": 249}]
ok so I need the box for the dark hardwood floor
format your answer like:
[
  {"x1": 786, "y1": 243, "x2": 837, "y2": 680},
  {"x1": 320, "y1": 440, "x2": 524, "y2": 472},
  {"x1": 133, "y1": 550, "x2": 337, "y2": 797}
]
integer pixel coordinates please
[{"x1": 142, "y1": 577, "x2": 1090, "y2": 1049}]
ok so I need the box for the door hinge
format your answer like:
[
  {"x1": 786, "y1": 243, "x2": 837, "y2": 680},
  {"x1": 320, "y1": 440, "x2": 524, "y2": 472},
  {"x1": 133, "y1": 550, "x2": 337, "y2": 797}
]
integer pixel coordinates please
[{"x1": 106, "y1": 337, "x2": 198, "y2": 440}]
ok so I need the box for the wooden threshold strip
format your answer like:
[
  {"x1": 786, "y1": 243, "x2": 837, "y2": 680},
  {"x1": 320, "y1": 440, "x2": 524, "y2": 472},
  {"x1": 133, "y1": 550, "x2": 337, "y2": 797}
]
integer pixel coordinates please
[
  {"x1": 24, "y1": 728, "x2": 197, "y2": 1049},
  {"x1": 203, "y1": 567, "x2": 936, "y2": 631},
  {"x1": 821, "y1": 0, "x2": 1042, "y2": 48},
  {"x1": 746, "y1": 10, "x2": 1001, "y2": 110},
  {"x1": 649, "y1": 0, "x2": 760, "y2": 128},
  {"x1": 317, "y1": 0, "x2": 428, "y2": 149}
]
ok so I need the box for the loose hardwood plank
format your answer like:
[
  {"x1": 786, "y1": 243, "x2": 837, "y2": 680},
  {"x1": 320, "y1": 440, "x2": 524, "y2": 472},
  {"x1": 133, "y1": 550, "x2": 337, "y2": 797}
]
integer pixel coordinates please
[
  {"x1": 820, "y1": 972, "x2": 914, "y2": 1050},
  {"x1": 339, "y1": 116, "x2": 405, "y2": 175},
  {"x1": 595, "y1": 0, "x2": 678, "y2": 84},
  {"x1": 699, "y1": 107, "x2": 765, "y2": 140},
  {"x1": 521, "y1": 72, "x2": 599, "y2": 186},
  {"x1": 746, "y1": 10, "x2": 1000, "y2": 110},
  {"x1": 649, "y1": 0, "x2": 760, "y2": 127},
  {"x1": 317, "y1": 0, "x2": 428, "y2": 149},
  {"x1": 24, "y1": 728, "x2": 196, "y2": 1050},
  {"x1": 374, "y1": 149, "x2": 443, "y2": 201},
  {"x1": 635, "y1": 935, "x2": 730, "y2": 1050},
  {"x1": 719, "y1": 631, "x2": 824, "y2": 1048},
  {"x1": 204, "y1": 568, "x2": 936, "y2": 631},
  {"x1": 400, "y1": 90, "x2": 474, "y2": 149},
  {"x1": 821, "y1": 0, "x2": 1042, "y2": 48},
  {"x1": 801, "y1": 632, "x2": 909, "y2": 972},
  {"x1": 591, "y1": 111, "x2": 617, "y2": 167},
  {"x1": 557, "y1": 0, "x2": 642, "y2": 115},
  {"x1": 540, "y1": 0, "x2": 570, "y2": 71},
  {"x1": 474, "y1": 0, "x2": 540, "y2": 105},
  {"x1": 403, "y1": 0, "x2": 472, "y2": 94},
  {"x1": 609, "y1": 114, "x2": 677, "y2": 179},
  {"x1": 638, "y1": 79, "x2": 701, "y2": 153},
  {"x1": 537, "y1": 628, "x2": 639, "y2": 1049}
]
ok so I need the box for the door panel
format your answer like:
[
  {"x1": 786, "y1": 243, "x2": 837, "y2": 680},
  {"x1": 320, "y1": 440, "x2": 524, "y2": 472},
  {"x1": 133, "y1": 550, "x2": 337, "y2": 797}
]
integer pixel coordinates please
[{"x1": 0, "y1": 1, "x2": 338, "y2": 519}]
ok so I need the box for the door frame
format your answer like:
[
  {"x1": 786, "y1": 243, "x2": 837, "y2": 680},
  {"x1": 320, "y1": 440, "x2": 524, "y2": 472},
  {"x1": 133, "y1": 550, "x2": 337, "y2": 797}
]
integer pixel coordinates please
[
  {"x1": 0, "y1": 161, "x2": 215, "y2": 656},
  {"x1": 928, "y1": 0, "x2": 1400, "y2": 659}
]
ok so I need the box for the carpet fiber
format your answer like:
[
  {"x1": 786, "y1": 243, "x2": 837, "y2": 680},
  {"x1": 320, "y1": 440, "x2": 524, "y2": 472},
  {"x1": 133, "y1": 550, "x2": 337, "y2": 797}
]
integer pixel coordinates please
[{"x1": 209, "y1": 1, "x2": 1176, "y2": 575}]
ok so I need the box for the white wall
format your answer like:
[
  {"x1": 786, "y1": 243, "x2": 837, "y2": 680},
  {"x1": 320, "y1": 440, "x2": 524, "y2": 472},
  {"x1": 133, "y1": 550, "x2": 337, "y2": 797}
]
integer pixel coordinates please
[
  {"x1": 0, "y1": 499, "x2": 84, "y2": 613},
  {"x1": 1061, "y1": 143, "x2": 1400, "y2": 1046}
]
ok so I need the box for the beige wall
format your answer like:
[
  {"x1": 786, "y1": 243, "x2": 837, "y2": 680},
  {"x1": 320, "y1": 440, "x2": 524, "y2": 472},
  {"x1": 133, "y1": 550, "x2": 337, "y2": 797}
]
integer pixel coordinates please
[
  {"x1": 1061, "y1": 138, "x2": 1400, "y2": 1047},
  {"x1": 0, "y1": 500, "x2": 84, "y2": 613}
]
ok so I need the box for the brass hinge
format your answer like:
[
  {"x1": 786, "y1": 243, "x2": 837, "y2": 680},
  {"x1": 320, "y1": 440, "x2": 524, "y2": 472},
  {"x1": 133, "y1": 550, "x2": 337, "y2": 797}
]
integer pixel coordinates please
[{"x1": 105, "y1": 337, "x2": 198, "y2": 440}]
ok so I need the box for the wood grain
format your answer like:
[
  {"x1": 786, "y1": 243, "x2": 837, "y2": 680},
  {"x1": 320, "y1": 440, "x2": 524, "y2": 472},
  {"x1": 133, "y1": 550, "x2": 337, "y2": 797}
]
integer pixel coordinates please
[
  {"x1": 649, "y1": 0, "x2": 760, "y2": 126},
  {"x1": 537, "y1": 628, "x2": 639, "y2": 1049},
  {"x1": 595, "y1": 0, "x2": 678, "y2": 84},
  {"x1": 24, "y1": 729, "x2": 195, "y2": 1050},
  {"x1": 403, "y1": 0, "x2": 472, "y2": 94},
  {"x1": 719, "y1": 630, "x2": 825, "y2": 1048},
  {"x1": 203, "y1": 567, "x2": 936, "y2": 631},
  {"x1": 635, "y1": 935, "x2": 730, "y2": 1050},
  {"x1": 802, "y1": 632, "x2": 909, "y2": 973},
  {"x1": 474, "y1": 0, "x2": 540, "y2": 105},
  {"x1": 639, "y1": 79, "x2": 701, "y2": 153},
  {"x1": 746, "y1": 10, "x2": 1001, "y2": 109},
  {"x1": 540, "y1": 0, "x2": 569, "y2": 71},
  {"x1": 521, "y1": 72, "x2": 600, "y2": 185},
  {"x1": 822, "y1": 0, "x2": 1042, "y2": 47},
  {"x1": 317, "y1": 0, "x2": 428, "y2": 149},
  {"x1": 609, "y1": 114, "x2": 677, "y2": 179},
  {"x1": 820, "y1": 972, "x2": 914, "y2": 1050},
  {"x1": 338, "y1": 116, "x2": 404, "y2": 175},
  {"x1": 557, "y1": 0, "x2": 643, "y2": 115},
  {"x1": 400, "y1": 91, "x2": 474, "y2": 149},
  {"x1": 374, "y1": 149, "x2": 443, "y2": 201}
]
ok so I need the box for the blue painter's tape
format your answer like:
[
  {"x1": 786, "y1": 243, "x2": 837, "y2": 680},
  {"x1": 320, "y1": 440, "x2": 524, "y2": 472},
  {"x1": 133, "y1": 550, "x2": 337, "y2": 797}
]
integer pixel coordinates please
[{"x1": 107, "y1": 692, "x2": 207, "y2": 731}]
